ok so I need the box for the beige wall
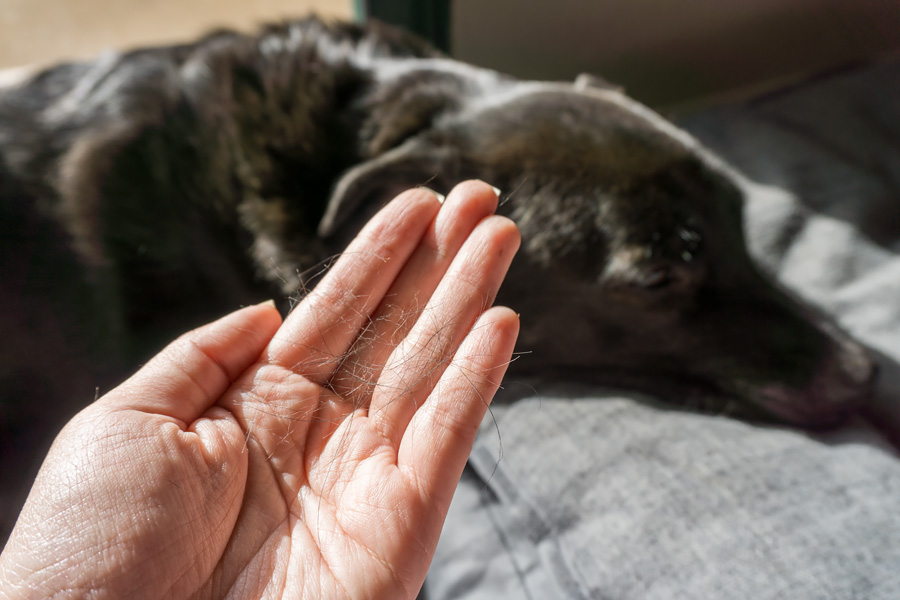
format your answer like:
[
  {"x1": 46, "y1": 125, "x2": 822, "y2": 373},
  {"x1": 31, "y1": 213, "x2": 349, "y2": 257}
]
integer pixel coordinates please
[
  {"x1": 0, "y1": 0, "x2": 352, "y2": 70},
  {"x1": 454, "y1": 0, "x2": 900, "y2": 107},
  {"x1": 3, "y1": 1, "x2": 899, "y2": 107}
]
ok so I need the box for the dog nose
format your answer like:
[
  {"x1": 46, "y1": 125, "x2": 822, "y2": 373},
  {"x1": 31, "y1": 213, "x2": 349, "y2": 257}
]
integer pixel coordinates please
[
  {"x1": 812, "y1": 338, "x2": 877, "y2": 414},
  {"x1": 764, "y1": 331, "x2": 879, "y2": 428},
  {"x1": 835, "y1": 337, "x2": 878, "y2": 389}
]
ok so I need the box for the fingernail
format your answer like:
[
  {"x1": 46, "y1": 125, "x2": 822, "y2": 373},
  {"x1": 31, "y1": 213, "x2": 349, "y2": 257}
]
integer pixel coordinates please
[
  {"x1": 419, "y1": 186, "x2": 446, "y2": 204},
  {"x1": 475, "y1": 179, "x2": 502, "y2": 198},
  {"x1": 257, "y1": 299, "x2": 277, "y2": 309}
]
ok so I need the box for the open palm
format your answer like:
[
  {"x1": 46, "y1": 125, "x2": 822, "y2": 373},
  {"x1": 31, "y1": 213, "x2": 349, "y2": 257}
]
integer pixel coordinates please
[{"x1": 0, "y1": 181, "x2": 519, "y2": 600}]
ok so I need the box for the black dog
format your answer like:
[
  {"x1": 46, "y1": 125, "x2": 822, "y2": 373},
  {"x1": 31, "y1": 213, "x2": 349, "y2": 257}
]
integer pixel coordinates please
[{"x1": 0, "y1": 17, "x2": 874, "y2": 537}]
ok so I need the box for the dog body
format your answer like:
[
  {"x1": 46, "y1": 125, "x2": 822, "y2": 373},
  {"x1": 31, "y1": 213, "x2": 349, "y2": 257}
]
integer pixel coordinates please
[{"x1": 0, "y1": 18, "x2": 874, "y2": 536}]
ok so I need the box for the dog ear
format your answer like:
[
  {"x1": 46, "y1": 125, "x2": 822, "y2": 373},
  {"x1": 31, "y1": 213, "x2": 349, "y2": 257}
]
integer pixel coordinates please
[
  {"x1": 364, "y1": 70, "x2": 465, "y2": 156},
  {"x1": 368, "y1": 91, "x2": 455, "y2": 156},
  {"x1": 319, "y1": 71, "x2": 467, "y2": 238},
  {"x1": 318, "y1": 139, "x2": 451, "y2": 237},
  {"x1": 574, "y1": 72, "x2": 624, "y2": 94}
]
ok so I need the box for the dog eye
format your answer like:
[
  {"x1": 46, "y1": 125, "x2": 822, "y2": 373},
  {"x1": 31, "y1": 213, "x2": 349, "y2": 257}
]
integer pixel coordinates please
[
  {"x1": 633, "y1": 260, "x2": 702, "y2": 295},
  {"x1": 638, "y1": 267, "x2": 675, "y2": 290},
  {"x1": 604, "y1": 244, "x2": 703, "y2": 296}
]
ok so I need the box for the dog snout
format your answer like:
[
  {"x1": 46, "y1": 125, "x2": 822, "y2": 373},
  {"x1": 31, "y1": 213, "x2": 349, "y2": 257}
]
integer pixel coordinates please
[{"x1": 757, "y1": 339, "x2": 876, "y2": 429}]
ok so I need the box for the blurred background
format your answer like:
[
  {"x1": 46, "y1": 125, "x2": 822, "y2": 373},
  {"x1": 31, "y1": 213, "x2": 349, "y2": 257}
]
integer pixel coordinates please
[
  {"x1": 1, "y1": 0, "x2": 899, "y2": 108},
  {"x1": 0, "y1": 0, "x2": 351, "y2": 70}
]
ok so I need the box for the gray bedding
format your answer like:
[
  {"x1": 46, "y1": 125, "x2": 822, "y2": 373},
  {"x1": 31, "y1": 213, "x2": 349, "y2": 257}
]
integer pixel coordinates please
[{"x1": 424, "y1": 59, "x2": 900, "y2": 599}]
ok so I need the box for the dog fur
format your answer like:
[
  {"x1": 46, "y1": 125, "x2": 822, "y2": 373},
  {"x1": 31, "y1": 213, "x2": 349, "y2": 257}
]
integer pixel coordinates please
[{"x1": 0, "y1": 17, "x2": 875, "y2": 538}]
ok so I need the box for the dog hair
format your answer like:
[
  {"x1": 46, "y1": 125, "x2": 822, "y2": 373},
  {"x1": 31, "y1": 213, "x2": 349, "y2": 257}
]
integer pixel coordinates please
[{"x1": 0, "y1": 17, "x2": 875, "y2": 538}]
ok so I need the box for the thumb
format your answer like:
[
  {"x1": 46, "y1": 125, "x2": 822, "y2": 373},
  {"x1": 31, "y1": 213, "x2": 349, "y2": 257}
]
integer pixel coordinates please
[{"x1": 102, "y1": 302, "x2": 283, "y2": 423}]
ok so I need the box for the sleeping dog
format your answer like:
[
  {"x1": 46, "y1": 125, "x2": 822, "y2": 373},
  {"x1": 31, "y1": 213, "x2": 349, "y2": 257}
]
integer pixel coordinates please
[{"x1": 0, "y1": 17, "x2": 875, "y2": 535}]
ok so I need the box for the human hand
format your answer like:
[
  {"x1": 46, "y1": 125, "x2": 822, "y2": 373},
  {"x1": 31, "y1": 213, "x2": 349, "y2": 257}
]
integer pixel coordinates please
[{"x1": 0, "y1": 181, "x2": 520, "y2": 599}]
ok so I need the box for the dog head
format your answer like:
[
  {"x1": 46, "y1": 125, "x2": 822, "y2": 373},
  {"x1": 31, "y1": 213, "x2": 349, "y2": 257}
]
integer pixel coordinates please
[{"x1": 315, "y1": 61, "x2": 875, "y2": 428}]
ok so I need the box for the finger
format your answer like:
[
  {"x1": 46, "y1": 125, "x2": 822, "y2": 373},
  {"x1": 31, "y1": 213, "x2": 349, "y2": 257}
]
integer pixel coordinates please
[
  {"x1": 265, "y1": 188, "x2": 441, "y2": 384},
  {"x1": 103, "y1": 302, "x2": 283, "y2": 424},
  {"x1": 398, "y1": 307, "x2": 519, "y2": 501},
  {"x1": 329, "y1": 181, "x2": 500, "y2": 406},
  {"x1": 368, "y1": 215, "x2": 520, "y2": 444}
]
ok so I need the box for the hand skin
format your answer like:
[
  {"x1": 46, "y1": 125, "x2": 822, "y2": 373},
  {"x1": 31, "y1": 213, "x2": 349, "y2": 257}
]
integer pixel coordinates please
[{"x1": 0, "y1": 181, "x2": 520, "y2": 600}]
